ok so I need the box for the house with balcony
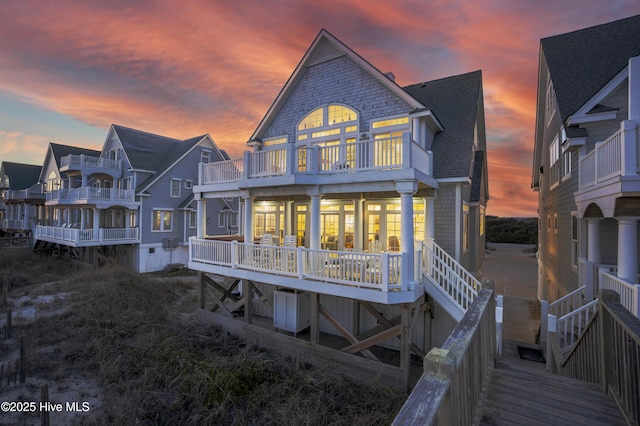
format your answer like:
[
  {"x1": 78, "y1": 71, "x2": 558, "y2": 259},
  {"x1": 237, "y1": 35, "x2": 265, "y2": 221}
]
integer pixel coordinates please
[
  {"x1": 532, "y1": 14, "x2": 640, "y2": 311},
  {"x1": 0, "y1": 161, "x2": 44, "y2": 237},
  {"x1": 189, "y1": 29, "x2": 489, "y2": 388},
  {"x1": 35, "y1": 125, "x2": 236, "y2": 272}
]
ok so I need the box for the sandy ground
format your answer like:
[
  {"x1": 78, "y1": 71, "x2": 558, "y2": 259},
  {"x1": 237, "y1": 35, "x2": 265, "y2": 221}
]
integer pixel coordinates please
[{"x1": 482, "y1": 243, "x2": 541, "y2": 345}]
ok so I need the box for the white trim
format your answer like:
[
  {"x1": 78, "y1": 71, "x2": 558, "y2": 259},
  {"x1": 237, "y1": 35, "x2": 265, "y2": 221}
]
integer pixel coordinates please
[
  {"x1": 250, "y1": 29, "x2": 424, "y2": 141},
  {"x1": 437, "y1": 177, "x2": 472, "y2": 184},
  {"x1": 568, "y1": 66, "x2": 628, "y2": 125},
  {"x1": 151, "y1": 208, "x2": 174, "y2": 232}
]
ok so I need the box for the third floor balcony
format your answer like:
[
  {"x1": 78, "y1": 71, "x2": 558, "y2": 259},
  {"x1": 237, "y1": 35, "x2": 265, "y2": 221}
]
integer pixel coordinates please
[
  {"x1": 60, "y1": 154, "x2": 122, "y2": 179},
  {"x1": 46, "y1": 187, "x2": 138, "y2": 208}
]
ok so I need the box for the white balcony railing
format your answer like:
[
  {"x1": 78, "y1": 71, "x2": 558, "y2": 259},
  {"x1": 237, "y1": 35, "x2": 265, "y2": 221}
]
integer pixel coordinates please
[
  {"x1": 599, "y1": 267, "x2": 640, "y2": 317},
  {"x1": 199, "y1": 133, "x2": 433, "y2": 185},
  {"x1": 189, "y1": 238, "x2": 404, "y2": 292},
  {"x1": 2, "y1": 219, "x2": 28, "y2": 230},
  {"x1": 3, "y1": 189, "x2": 45, "y2": 201},
  {"x1": 61, "y1": 154, "x2": 122, "y2": 172},
  {"x1": 579, "y1": 120, "x2": 639, "y2": 190},
  {"x1": 46, "y1": 187, "x2": 136, "y2": 203},
  {"x1": 35, "y1": 225, "x2": 139, "y2": 244}
]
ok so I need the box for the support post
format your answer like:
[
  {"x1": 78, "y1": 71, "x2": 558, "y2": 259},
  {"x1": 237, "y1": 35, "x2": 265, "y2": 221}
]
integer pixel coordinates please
[
  {"x1": 310, "y1": 292, "x2": 319, "y2": 344},
  {"x1": 198, "y1": 272, "x2": 205, "y2": 310},
  {"x1": 244, "y1": 280, "x2": 253, "y2": 324}
]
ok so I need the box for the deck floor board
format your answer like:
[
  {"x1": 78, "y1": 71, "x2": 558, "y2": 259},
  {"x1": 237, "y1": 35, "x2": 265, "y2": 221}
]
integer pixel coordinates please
[{"x1": 479, "y1": 339, "x2": 626, "y2": 425}]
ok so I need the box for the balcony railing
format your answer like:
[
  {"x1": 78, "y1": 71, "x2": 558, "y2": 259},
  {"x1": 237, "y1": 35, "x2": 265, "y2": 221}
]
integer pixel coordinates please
[
  {"x1": 46, "y1": 187, "x2": 136, "y2": 203},
  {"x1": 579, "y1": 120, "x2": 639, "y2": 190},
  {"x1": 2, "y1": 219, "x2": 29, "y2": 230},
  {"x1": 599, "y1": 266, "x2": 640, "y2": 317},
  {"x1": 35, "y1": 225, "x2": 139, "y2": 244},
  {"x1": 199, "y1": 133, "x2": 433, "y2": 185},
  {"x1": 2, "y1": 188, "x2": 45, "y2": 201},
  {"x1": 189, "y1": 238, "x2": 404, "y2": 292},
  {"x1": 61, "y1": 154, "x2": 122, "y2": 172}
]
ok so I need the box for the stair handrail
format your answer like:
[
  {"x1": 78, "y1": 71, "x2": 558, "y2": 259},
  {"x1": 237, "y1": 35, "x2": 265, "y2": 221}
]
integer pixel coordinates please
[
  {"x1": 422, "y1": 240, "x2": 481, "y2": 312},
  {"x1": 540, "y1": 286, "x2": 587, "y2": 346}
]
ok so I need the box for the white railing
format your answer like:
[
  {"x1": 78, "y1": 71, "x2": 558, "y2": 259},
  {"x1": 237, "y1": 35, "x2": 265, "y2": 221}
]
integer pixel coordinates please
[
  {"x1": 549, "y1": 286, "x2": 587, "y2": 318},
  {"x1": 421, "y1": 240, "x2": 481, "y2": 312},
  {"x1": 579, "y1": 120, "x2": 638, "y2": 190},
  {"x1": 46, "y1": 187, "x2": 136, "y2": 203},
  {"x1": 61, "y1": 154, "x2": 121, "y2": 172},
  {"x1": 200, "y1": 159, "x2": 244, "y2": 184},
  {"x1": 35, "y1": 225, "x2": 139, "y2": 244},
  {"x1": 599, "y1": 268, "x2": 640, "y2": 317},
  {"x1": 3, "y1": 189, "x2": 45, "y2": 200},
  {"x1": 197, "y1": 133, "x2": 434, "y2": 185},
  {"x1": 189, "y1": 238, "x2": 404, "y2": 292},
  {"x1": 548, "y1": 299, "x2": 599, "y2": 355},
  {"x1": 2, "y1": 219, "x2": 28, "y2": 230}
]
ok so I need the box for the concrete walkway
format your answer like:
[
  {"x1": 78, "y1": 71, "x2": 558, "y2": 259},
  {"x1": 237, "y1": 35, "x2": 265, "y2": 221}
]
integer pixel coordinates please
[{"x1": 482, "y1": 243, "x2": 540, "y2": 344}]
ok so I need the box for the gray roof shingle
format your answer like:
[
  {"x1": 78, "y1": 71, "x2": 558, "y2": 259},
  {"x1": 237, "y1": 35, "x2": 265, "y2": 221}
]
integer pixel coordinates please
[
  {"x1": 1, "y1": 162, "x2": 42, "y2": 190},
  {"x1": 112, "y1": 125, "x2": 206, "y2": 190},
  {"x1": 542, "y1": 14, "x2": 640, "y2": 122},
  {"x1": 404, "y1": 70, "x2": 482, "y2": 179}
]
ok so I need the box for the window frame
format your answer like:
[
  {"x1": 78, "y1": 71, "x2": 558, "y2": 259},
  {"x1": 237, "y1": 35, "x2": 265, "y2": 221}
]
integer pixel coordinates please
[
  {"x1": 152, "y1": 209, "x2": 173, "y2": 232},
  {"x1": 170, "y1": 179, "x2": 181, "y2": 198}
]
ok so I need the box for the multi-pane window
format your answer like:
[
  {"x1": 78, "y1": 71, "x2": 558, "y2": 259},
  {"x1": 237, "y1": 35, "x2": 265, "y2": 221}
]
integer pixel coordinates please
[
  {"x1": 549, "y1": 136, "x2": 560, "y2": 187},
  {"x1": 562, "y1": 151, "x2": 572, "y2": 179},
  {"x1": 297, "y1": 105, "x2": 358, "y2": 141},
  {"x1": 201, "y1": 150, "x2": 211, "y2": 164},
  {"x1": 189, "y1": 211, "x2": 197, "y2": 228},
  {"x1": 152, "y1": 210, "x2": 172, "y2": 232},
  {"x1": 571, "y1": 213, "x2": 578, "y2": 268},
  {"x1": 170, "y1": 179, "x2": 181, "y2": 198},
  {"x1": 185, "y1": 180, "x2": 193, "y2": 190},
  {"x1": 463, "y1": 203, "x2": 469, "y2": 252}
]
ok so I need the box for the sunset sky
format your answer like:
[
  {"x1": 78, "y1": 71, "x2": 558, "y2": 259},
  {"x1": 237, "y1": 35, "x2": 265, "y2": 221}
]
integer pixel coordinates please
[{"x1": 1, "y1": 1, "x2": 639, "y2": 217}]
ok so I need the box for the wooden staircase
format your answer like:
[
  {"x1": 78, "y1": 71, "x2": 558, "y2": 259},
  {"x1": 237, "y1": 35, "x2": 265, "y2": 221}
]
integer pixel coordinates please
[{"x1": 479, "y1": 340, "x2": 626, "y2": 425}]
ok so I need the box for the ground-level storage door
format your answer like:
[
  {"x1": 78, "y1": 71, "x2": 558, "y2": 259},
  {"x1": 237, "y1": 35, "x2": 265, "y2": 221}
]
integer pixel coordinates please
[{"x1": 273, "y1": 289, "x2": 310, "y2": 334}]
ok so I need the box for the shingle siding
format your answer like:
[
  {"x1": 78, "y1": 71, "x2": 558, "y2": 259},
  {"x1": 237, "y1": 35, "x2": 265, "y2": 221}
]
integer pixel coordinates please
[{"x1": 261, "y1": 55, "x2": 414, "y2": 140}]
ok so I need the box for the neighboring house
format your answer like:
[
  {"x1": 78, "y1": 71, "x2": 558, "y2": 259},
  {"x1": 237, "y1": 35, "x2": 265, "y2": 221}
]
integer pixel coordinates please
[
  {"x1": 0, "y1": 161, "x2": 44, "y2": 237},
  {"x1": 189, "y1": 29, "x2": 489, "y2": 387},
  {"x1": 532, "y1": 15, "x2": 640, "y2": 303},
  {"x1": 34, "y1": 125, "x2": 236, "y2": 272}
]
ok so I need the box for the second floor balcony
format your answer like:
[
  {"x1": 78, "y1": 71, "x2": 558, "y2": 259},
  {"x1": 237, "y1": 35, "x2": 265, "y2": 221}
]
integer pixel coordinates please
[
  {"x1": 197, "y1": 133, "x2": 434, "y2": 191},
  {"x1": 576, "y1": 120, "x2": 640, "y2": 212},
  {"x1": 35, "y1": 225, "x2": 140, "y2": 247},
  {"x1": 60, "y1": 154, "x2": 122, "y2": 179},
  {"x1": 2, "y1": 188, "x2": 45, "y2": 202},
  {"x1": 46, "y1": 187, "x2": 137, "y2": 208}
]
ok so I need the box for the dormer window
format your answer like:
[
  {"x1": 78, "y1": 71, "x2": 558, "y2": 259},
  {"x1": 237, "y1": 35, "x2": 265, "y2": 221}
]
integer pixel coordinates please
[{"x1": 201, "y1": 150, "x2": 211, "y2": 164}]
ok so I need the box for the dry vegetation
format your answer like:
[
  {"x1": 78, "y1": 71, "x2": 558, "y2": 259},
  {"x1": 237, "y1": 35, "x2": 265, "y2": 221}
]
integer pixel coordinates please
[{"x1": 0, "y1": 249, "x2": 405, "y2": 425}]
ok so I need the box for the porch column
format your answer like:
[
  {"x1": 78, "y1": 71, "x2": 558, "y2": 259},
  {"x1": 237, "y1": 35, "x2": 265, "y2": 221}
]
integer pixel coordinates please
[
  {"x1": 397, "y1": 181, "x2": 417, "y2": 288},
  {"x1": 196, "y1": 196, "x2": 206, "y2": 239},
  {"x1": 80, "y1": 208, "x2": 86, "y2": 230},
  {"x1": 629, "y1": 56, "x2": 640, "y2": 122},
  {"x1": 309, "y1": 189, "x2": 321, "y2": 250},
  {"x1": 617, "y1": 217, "x2": 639, "y2": 283},
  {"x1": 586, "y1": 218, "x2": 602, "y2": 264},
  {"x1": 93, "y1": 208, "x2": 99, "y2": 230},
  {"x1": 354, "y1": 198, "x2": 364, "y2": 251},
  {"x1": 243, "y1": 196, "x2": 254, "y2": 244},
  {"x1": 425, "y1": 196, "x2": 435, "y2": 243},
  {"x1": 284, "y1": 200, "x2": 293, "y2": 237}
]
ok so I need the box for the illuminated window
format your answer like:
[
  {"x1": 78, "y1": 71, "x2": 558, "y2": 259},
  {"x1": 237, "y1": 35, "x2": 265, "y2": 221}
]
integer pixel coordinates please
[
  {"x1": 328, "y1": 105, "x2": 357, "y2": 125},
  {"x1": 152, "y1": 210, "x2": 172, "y2": 232},
  {"x1": 264, "y1": 136, "x2": 287, "y2": 147},
  {"x1": 372, "y1": 116, "x2": 409, "y2": 129},
  {"x1": 297, "y1": 104, "x2": 358, "y2": 143},
  {"x1": 463, "y1": 204, "x2": 469, "y2": 252},
  {"x1": 298, "y1": 107, "x2": 324, "y2": 130}
]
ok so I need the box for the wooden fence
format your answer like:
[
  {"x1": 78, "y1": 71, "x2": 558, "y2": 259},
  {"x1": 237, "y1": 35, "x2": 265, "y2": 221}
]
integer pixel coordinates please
[
  {"x1": 547, "y1": 290, "x2": 640, "y2": 425},
  {"x1": 392, "y1": 285, "x2": 497, "y2": 425}
]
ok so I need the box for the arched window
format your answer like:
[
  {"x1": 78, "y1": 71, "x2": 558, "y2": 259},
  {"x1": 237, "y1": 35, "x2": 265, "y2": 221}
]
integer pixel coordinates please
[
  {"x1": 297, "y1": 104, "x2": 358, "y2": 143},
  {"x1": 47, "y1": 171, "x2": 59, "y2": 192}
]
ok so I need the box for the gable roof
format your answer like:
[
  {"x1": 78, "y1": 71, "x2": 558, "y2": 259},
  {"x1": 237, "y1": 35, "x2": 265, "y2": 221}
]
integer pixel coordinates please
[
  {"x1": 110, "y1": 125, "x2": 219, "y2": 192},
  {"x1": 470, "y1": 151, "x2": 486, "y2": 202},
  {"x1": 50, "y1": 143, "x2": 100, "y2": 168},
  {"x1": 542, "y1": 14, "x2": 640, "y2": 122},
  {"x1": 404, "y1": 70, "x2": 483, "y2": 179},
  {"x1": 250, "y1": 29, "x2": 425, "y2": 141},
  {"x1": 0, "y1": 162, "x2": 42, "y2": 190}
]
